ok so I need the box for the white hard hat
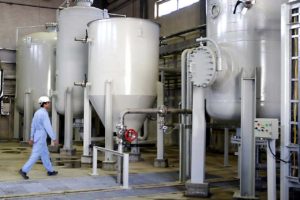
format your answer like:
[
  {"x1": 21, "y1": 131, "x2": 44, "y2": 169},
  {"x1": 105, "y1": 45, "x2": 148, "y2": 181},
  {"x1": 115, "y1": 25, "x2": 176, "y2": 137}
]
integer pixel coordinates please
[{"x1": 38, "y1": 96, "x2": 50, "y2": 104}]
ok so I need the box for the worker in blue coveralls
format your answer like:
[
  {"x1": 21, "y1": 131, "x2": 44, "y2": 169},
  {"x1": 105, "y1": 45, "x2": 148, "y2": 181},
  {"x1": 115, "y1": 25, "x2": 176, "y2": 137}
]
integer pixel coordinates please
[{"x1": 19, "y1": 96, "x2": 58, "y2": 180}]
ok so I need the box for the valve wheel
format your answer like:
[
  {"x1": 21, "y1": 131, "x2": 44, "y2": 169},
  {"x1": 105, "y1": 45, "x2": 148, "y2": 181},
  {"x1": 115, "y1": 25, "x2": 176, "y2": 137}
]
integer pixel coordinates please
[{"x1": 124, "y1": 129, "x2": 138, "y2": 143}]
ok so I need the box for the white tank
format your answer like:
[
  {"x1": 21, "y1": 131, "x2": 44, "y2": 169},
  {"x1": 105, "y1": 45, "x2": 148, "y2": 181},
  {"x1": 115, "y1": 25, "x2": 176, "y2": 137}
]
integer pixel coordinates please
[
  {"x1": 206, "y1": 0, "x2": 285, "y2": 120},
  {"x1": 16, "y1": 23, "x2": 57, "y2": 113},
  {"x1": 87, "y1": 18, "x2": 159, "y2": 131},
  {"x1": 55, "y1": 1, "x2": 108, "y2": 116}
]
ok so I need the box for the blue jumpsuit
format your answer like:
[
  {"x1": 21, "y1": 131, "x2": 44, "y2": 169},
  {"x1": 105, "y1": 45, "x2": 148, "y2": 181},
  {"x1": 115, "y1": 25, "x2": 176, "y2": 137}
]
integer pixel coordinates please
[{"x1": 22, "y1": 107, "x2": 56, "y2": 173}]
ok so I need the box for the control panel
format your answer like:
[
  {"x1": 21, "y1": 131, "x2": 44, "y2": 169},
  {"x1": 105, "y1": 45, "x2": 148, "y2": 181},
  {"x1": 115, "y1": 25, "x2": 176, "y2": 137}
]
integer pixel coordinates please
[{"x1": 254, "y1": 118, "x2": 279, "y2": 139}]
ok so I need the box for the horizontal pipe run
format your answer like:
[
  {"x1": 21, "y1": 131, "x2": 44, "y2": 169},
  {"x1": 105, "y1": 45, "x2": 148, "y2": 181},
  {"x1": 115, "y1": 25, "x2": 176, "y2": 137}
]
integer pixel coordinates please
[
  {"x1": 119, "y1": 107, "x2": 192, "y2": 127},
  {"x1": 160, "y1": 24, "x2": 206, "y2": 41}
]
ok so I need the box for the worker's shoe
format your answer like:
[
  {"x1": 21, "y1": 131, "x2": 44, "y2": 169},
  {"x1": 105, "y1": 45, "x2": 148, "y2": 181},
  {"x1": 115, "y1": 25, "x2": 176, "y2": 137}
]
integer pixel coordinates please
[
  {"x1": 47, "y1": 171, "x2": 58, "y2": 176},
  {"x1": 19, "y1": 169, "x2": 29, "y2": 180}
]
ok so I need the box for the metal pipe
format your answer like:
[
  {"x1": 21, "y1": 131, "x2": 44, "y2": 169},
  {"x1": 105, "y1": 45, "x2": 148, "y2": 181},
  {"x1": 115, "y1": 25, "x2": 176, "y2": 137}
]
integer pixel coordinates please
[
  {"x1": 196, "y1": 37, "x2": 223, "y2": 71},
  {"x1": 160, "y1": 24, "x2": 206, "y2": 41},
  {"x1": 119, "y1": 107, "x2": 192, "y2": 128},
  {"x1": 138, "y1": 118, "x2": 149, "y2": 140},
  {"x1": 224, "y1": 128, "x2": 230, "y2": 167},
  {"x1": 180, "y1": 49, "x2": 190, "y2": 182},
  {"x1": 267, "y1": 139, "x2": 276, "y2": 200}
]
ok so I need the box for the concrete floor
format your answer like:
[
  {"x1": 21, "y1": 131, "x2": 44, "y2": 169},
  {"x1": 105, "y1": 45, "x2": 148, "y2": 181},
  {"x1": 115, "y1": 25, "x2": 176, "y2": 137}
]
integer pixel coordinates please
[{"x1": 0, "y1": 141, "x2": 268, "y2": 199}]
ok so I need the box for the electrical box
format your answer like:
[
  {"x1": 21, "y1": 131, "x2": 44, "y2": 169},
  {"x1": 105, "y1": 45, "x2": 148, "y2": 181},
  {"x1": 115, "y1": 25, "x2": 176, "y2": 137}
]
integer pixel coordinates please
[{"x1": 254, "y1": 118, "x2": 279, "y2": 139}]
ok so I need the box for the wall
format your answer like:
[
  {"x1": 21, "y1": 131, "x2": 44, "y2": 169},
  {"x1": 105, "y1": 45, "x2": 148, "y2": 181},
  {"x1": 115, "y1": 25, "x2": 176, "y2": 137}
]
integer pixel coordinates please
[
  {"x1": 107, "y1": 0, "x2": 206, "y2": 36},
  {"x1": 0, "y1": 0, "x2": 63, "y2": 49}
]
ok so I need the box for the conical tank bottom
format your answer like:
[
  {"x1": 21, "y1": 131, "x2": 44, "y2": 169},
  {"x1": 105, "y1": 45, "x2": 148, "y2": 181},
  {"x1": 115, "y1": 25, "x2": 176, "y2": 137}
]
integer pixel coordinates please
[{"x1": 89, "y1": 95, "x2": 156, "y2": 132}]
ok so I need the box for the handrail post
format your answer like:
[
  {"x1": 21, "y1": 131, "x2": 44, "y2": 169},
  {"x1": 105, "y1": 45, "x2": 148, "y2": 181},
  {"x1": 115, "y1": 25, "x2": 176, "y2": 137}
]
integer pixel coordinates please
[
  {"x1": 123, "y1": 153, "x2": 129, "y2": 189},
  {"x1": 91, "y1": 146, "x2": 98, "y2": 176}
]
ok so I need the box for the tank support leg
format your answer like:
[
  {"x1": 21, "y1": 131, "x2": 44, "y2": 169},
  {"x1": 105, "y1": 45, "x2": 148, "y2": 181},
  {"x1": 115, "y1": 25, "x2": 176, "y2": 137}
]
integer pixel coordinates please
[
  {"x1": 49, "y1": 94, "x2": 60, "y2": 153},
  {"x1": 22, "y1": 90, "x2": 33, "y2": 144},
  {"x1": 81, "y1": 85, "x2": 92, "y2": 163},
  {"x1": 61, "y1": 87, "x2": 76, "y2": 156},
  {"x1": 233, "y1": 77, "x2": 257, "y2": 200},
  {"x1": 185, "y1": 87, "x2": 209, "y2": 197},
  {"x1": 103, "y1": 80, "x2": 116, "y2": 170},
  {"x1": 13, "y1": 104, "x2": 20, "y2": 140}
]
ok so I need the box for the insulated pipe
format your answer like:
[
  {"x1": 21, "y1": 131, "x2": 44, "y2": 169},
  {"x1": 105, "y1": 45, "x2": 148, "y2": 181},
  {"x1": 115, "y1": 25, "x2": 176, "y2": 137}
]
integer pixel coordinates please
[
  {"x1": 180, "y1": 49, "x2": 189, "y2": 182},
  {"x1": 63, "y1": 87, "x2": 73, "y2": 150},
  {"x1": 196, "y1": 38, "x2": 222, "y2": 71},
  {"x1": 104, "y1": 80, "x2": 114, "y2": 162},
  {"x1": 181, "y1": 48, "x2": 193, "y2": 181}
]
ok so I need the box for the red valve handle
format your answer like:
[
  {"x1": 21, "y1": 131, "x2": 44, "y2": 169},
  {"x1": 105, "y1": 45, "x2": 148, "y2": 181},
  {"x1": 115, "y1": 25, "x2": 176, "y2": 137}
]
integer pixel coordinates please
[{"x1": 124, "y1": 129, "x2": 138, "y2": 143}]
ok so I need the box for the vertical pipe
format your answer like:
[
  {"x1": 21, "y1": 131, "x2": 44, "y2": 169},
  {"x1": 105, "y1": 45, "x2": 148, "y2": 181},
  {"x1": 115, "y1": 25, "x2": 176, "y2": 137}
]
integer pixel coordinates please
[
  {"x1": 83, "y1": 85, "x2": 92, "y2": 157},
  {"x1": 224, "y1": 128, "x2": 229, "y2": 166},
  {"x1": 92, "y1": 146, "x2": 98, "y2": 176},
  {"x1": 186, "y1": 50, "x2": 193, "y2": 178},
  {"x1": 240, "y1": 77, "x2": 256, "y2": 197},
  {"x1": 236, "y1": 128, "x2": 241, "y2": 179},
  {"x1": 180, "y1": 49, "x2": 190, "y2": 182},
  {"x1": 179, "y1": 123, "x2": 184, "y2": 182},
  {"x1": 13, "y1": 103, "x2": 20, "y2": 139},
  {"x1": 267, "y1": 139, "x2": 276, "y2": 200},
  {"x1": 191, "y1": 87, "x2": 206, "y2": 183},
  {"x1": 64, "y1": 87, "x2": 73, "y2": 150},
  {"x1": 23, "y1": 90, "x2": 32, "y2": 142},
  {"x1": 123, "y1": 153, "x2": 129, "y2": 189},
  {"x1": 105, "y1": 81, "x2": 113, "y2": 162},
  {"x1": 51, "y1": 95, "x2": 59, "y2": 144},
  {"x1": 157, "y1": 82, "x2": 164, "y2": 160},
  {"x1": 157, "y1": 116, "x2": 164, "y2": 160},
  {"x1": 280, "y1": 4, "x2": 291, "y2": 200},
  {"x1": 117, "y1": 139, "x2": 123, "y2": 184}
]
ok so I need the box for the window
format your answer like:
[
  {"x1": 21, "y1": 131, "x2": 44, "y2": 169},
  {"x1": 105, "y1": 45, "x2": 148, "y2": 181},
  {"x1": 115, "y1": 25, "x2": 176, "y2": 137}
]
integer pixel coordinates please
[{"x1": 155, "y1": 0, "x2": 199, "y2": 18}]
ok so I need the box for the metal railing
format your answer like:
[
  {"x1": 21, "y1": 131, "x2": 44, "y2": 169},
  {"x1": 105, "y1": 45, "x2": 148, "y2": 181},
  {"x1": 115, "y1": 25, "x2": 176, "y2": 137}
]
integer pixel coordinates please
[{"x1": 91, "y1": 146, "x2": 129, "y2": 189}]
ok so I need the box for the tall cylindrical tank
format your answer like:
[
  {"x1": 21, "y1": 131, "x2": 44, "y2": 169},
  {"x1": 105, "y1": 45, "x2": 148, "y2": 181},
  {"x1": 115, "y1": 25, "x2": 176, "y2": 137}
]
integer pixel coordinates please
[
  {"x1": 55, "y1": 1, "x2": 108, "y2": 116},
  {"x1": 16, "y1": 23, "x2": 57, "y2": 113},
  {"x1": 206, "y1": 0, "x2": 285, "y2": 120},
  {"x1": 87, "y1": 18, "x2": 159, "y2": 131}
]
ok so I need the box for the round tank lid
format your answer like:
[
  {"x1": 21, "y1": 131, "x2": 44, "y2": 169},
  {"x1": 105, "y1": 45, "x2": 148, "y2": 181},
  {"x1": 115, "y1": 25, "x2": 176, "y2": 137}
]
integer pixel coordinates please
[
  {"x1": 45, "y1": 22, "x2": 58, "y2": 32},
  {"x1": 87, "y1": 17, "x2": 160, "y2": 28},
  {"x1": 75, "y1": 0, "x2": 93, "y2": 6}
]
